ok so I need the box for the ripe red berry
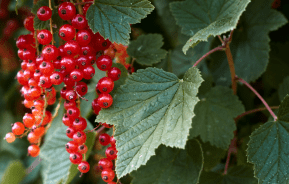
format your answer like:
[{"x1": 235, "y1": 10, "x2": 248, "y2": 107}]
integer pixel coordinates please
[
  {"x1": 34, "y1": 126, "x2": 45, "y2": 137},
  {"x1": 101, "y1": 169, "x2": 115, "y2": 183},
  {"x1": 66, "y1": 127, "x2": 77, "y2": 139},
  {"x1": 66, "y1": 141, "x2": 78, "y2": 153},
  {"x1": 71, "y1": 14, "x2": 88, "y2": 30},
  {"x1": 28, "y1": 145, "x2": 40, "y2": 157},
  {"x1": 99, "y1": 133, "x2": 111, "y2": 146},
  {"x1": 102, "y1": 123, "x2": 113, "y2": 128},
  {"x1": 73, "y1": 117, "x2": 87, "y2": 131},
  {"x1": 58, "y1": 2, "x2": 76, "y2": 20},
  {"x1": 39, "y1": 75, "x2": 52, "y2": 88},
  {"x1": 81, "y1": 45, "x2": 95, "y2": 56},
  {"x1": 94, "y1": 33, "x2": 112, "y2": 51},
  {"x1": 66, "y1": 90, "x2": 77, "y2": 101},
  {"x1": 76, "y1": 55, "x2": 89, "y2": 69},
  {"x1": 97, "y1": 94, "x2": 113, "y2": 108},
  {"x1": 82, "y1": 65, "x2": 95, "y2": 80},
  {"x1": 78, "y1": 144, "x2": 88, "y2": 154},
  {"x1": 24, "y1": 16, "x2": 34, "y2": 32},
  {"x1": 23, "y1": 113, "x2": 35, "y2": 128},
  {"x1": 59, "y1": 24, "x2": 75, "y2": 41},
  {"x1": 64, "y1": 40, "x2": 80, "y2": 56},
  {"x1": 110, "y1": 136, "x2": 116, "y2": 147},
  {"x1": 37, "y1": 29, "x2": 52, "y2": 45},
  {"x1": 50, "y1": 72, "x2": 64, "y2": 85},
  {"x1": 105, "y1": 147, "x2": 117, "y2": 160},
  {"x1": 92, "y1": 99, "x2": 102, "y2": 115},
  {"x1": 42, "y1": 45, "x2": 59, "y2": 61},
  {"x1": 75, "y1": 82, "x2": 88, "y2": 96},
  {"x1": 39, "y1": 61, "x2": 54, "y2": 75},
  {"x1": 76, "y1": 29, "x2": 91, "y2": 46},
  {"x1": 16, "y1": 35, "x2": 33, "y2": 49},
  {"x1": 96, "y1": 55, "x2": 112, "y2": 71},
  {"x1": 97, "y1": 77, "x2": 114, "y2": 93},
  {"x1": 67, "y1": 106, "x2": 80, "y2": 120},
  {"x1": 63, "y1": 113, "x2": 73, "y2": 126},
  {"x1": 5, "y1": 132, "x2": 16, "y2": 143},
  {"x1": 63, "y1": 75, "x2": 75, "y2": 87},
  {"x1": 70, "y1": 69, "x2": 83, "y2": 82},
  {"x1": 60, "y1": 56, "x2": 76, "y2": 72},
  {"x1": 23, "y1": 48, "x2": 36, "y2": 60},
  {"x1": 37, "y1": 6, "x2": 52, "y2": 21},
  {"x1": 69, "y1": 152, "x2": 83, "y2": 164},
  {"x1": 98, "y1": 158, "x2": 113, "y2": 171},
  {"x1": 64, "y1": 100, "x2": 76, "y2": 110},
  {"x1": 108, "y1": 67, "x2": 121, "y2": 81},
  {"x1": 73, "y1": 131, "x2": 87, "y2": 145},
  {"x1": 78, "y1": 161, "x2": 90, "y2": 173},
  {"x1": 12, "y1": 122, "x2": 25, "y2": 135}
]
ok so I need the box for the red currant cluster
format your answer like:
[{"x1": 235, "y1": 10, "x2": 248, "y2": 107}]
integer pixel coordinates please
[
  {"x1": 4, "y1": 0, "x2": 122, "y2": 176},
  {"x1": 97, "y1": 124, "x2": 117, "y2": 184}
]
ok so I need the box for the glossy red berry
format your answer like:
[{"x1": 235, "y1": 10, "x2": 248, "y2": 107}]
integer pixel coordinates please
[
  {"x1": 73, "y1": 117, "x2": 87, "y2": 131},
  {"x1": 42, "y1": 45, "x2": 59, "y2": 61},
  {"x1": 66, "y1": 141, "x2": 78, "y2": 153},
  {"x1": 58, "y1": 2, "x2": 76, "y2": 20},
  {"x1": 50, "y1": 72, "x2": 63, "y2": 85},
  {"x1": 37, "y1": 29, "x2": 52, "y2": 45},
  {"x1": 24, "y1": 16, "x2": 34, "y2": 32},
  {"x1": 92, "y1": 99, "x2": 102, "y2": 115},
  {"x1": 37, "y1": 6, "x2": 52, "y2": 21},
  {"x1": 108, "y1": 67, "x2": 121, "y2": 81},
  {"x1": 67, "y1": 106, "x2": 80, "y2": 120},
  {"x1": 81, "y1": 45, "x2": 95, "y2": 56},
  {"x1": 27, "y1": 132, "x2": 39, "y2": 144},
  {"x1": 99, "y1": 133, "x2": 111, "y2": 146},
  {"x1": 34, "y1": 126, "x2": 45, "y2": 137},
  {"x1": 76, "y1": 29, "x2": 91, "y2": 46},
  {"x1": 98, "y1": 158, "x2": 113, "y2": 171},
  {"x1": 97, "y1": 77, "x2": 114, "y2": 93},
  {"x1": 39, "y1": 61, "x2": 54, "y2": 75},
  {"x1": 75, "y1": 82, "x2": 88, "y2": 96},
  {"x1": 66, "y1": 90, "x2": 77, "y2": 101},
  {"x1": 94, "y1": 32, "x2": 112, "y2": 51},
  {"x1": 64, "y1": 40, "x2": 80, "y2": 56},
  {"x1": 59, "y1": 24, "x2": 75, "y2": 41},
  {"x1": 105, "y1": 147, "x2": 117, "y2": 160},
  {"x1": 78, "y1": 145, "x2": 88, "y2": 154},
  {"x1": 97, "y1": 94, "x2": 113, "y2": 108},
  {"x1": 73, "y1": 131, "x2": 87, "y2": 145},
  {"x1": 69, "y1": 152, "x2": 83, "y2": 164},
  {"x1": 27, "y1": 60, "x2": 37, "y2": 72},
  {"x1": 82, "y1": 65, "x2": 95, "y2": 80},
  {"x1": 60, "y1": 86, "x2": 72, "y2": 99},
  {"x1": 63, "y1": 75, "x2": 75, "y2": 87},
  {"x1": 23, "y1": 48, "x2": 36, "y2": 60},
  {"x1": 39, "y1": 75, "x2": 52, "y2": 88},
  {"x1": 5, "y1": 132, "x2": 16, "y2": 143},
  {"x1": 71, "y1": 14, "x2": 88, "y2": 30},
  {"x1": 16, "y1": 35, "x2": 33, "y2": 49},
  {"x1": 36, "y1": 55, "x2": 44, "y2": 65},
  {"x1": 96, "y1": 55, "x2": 112, "y2": 71},
  {"x1": 60, "y1": 56, "x2": 76, "y2": 72},
  {"x1": 101, "y1": 169, "x2": 115, "y2": 183},
  {"x1": 76, "y1": 55, "x2": 89, "y2": 69},
  {"x1": 28, "y1": 145, "x2": 40, "y2": 157},
  {"x1": 12, "y1": 122, "x2": 25, "y2": 135},
  {"x1": 66, "y1": 127, "x2": 77, "y2": 139},
  {"x1": 78, "y1": 161, "x2": 90, "y2": 173},
  {"x1": 70, "y1": 69, "x2": 83, "y2": 82},
  {"x1": 88, "y1": 55, "x2": 96, "y2": 65},
  {"x1": 63, "y1": 113, "x2": 73, "y2": 126},
  {"x1": 110, "y1": 136, "x2": 116, "y2": 147},
  {"x1": 64, "y1": 100, "x2": 76, "y2": 110}
]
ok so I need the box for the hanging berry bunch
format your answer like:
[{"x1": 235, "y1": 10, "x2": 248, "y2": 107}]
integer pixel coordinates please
[{"x1": 4, "y1": 0, "x2": 122, "y2": 179}]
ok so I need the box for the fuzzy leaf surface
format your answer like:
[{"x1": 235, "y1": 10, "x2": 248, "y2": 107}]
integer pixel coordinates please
[
  {"x1": 247, "y1": 96, "x2": 289, "y2": 183},
  {"x1": 189, "y1": 86, "x2": 245, "y2": 149},
  {"x1": 131, "y1": 139, "x2": 203, "y2": 184},
  {"x1": 170, "y1": 0, "x2": 251, "y2": 54},
  {"x1": 210, "y1": 0, "x2": 288, "y2": 85},
  {"x1": 278, "y1": 77, "x2": 289, "y2": 102},
  {"x1": 1, "y1": 160, "x2": 26, "y2": 184},
  {"x1": 96, "y1": 67, "x2": 203, "y2": 177},
  {"x1": 86, "y1": 0, "x2": 154, "y2": 45},
  {"x1": 127, "y1": 34, "x2": 167, "y2": 66}
]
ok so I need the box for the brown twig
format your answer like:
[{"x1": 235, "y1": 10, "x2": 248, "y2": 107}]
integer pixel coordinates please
[
  {"x1": 235, "y1": 106, "x2": 279, "y2": 121},
  {"x1": 49, "y1": 0, "x2": 54, "y2": 45},
  {"x1": 193, "y1": 46, "x2": 225, "y2": 67}
]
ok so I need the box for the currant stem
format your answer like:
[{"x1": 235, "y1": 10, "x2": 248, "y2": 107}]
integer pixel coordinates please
[
  {"x1": 235, "y1": 106, "x2": 279, "y2": 121},
  {"x1": 39, "y1": 93, "x2": 47, "y2": 126},
  {"x1": 237, "y1": 77, "x2": 278, "y2": 121},
  {"x1": 193, "y1": 46, "x2": 225, "y2": 67},
  {"x1": 223, "y1": 137, "x2": 236, "y2": 175},
  {"x1": 76, "y1": 0, "x2": 83, "y2": 15},
  {"x1": 34, "y1": 31, "x2": 39, "y2": 55},
  {"x1": 225, "y1": 44, "x2": 237, "y2": 94},
  {"x1": 49, "y1": 0, "x2": 54, "y2": 45}
]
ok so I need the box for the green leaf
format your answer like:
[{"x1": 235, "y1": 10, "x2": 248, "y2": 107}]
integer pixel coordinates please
[
  {"x1": 96, "y1": 67, "x2": 203, "y2": 177},
  {"x1": 127, "y1": 34, "x2": 167, "y2": 66},
  {"x1": 170, "y1": 0, "x2": 251, "y2": 54},
  {"x1": 210, "y1": 0, "x2": 288, "y2": 86},
  {"x1": 0, "y1": 151, "x2": 16, "y2": 180},
  {"x1": 80, "y1": 92, "x2": 96, "y2": 118},
  {"x1": 189, "y1": 86, "x2": 245, "y2": 149},
  {"x1": 200, "y1": 141, "x2": 226, "y2": 171},
  {"x1": 277, "y1": 95, "x2": 289, "y2": 122},
  {"x1": 32, "y1": 0, "x2": 50, "y2": 30},
  {"x1": 1, "y1": 160, "x2": 26, "y2": 184},
  {"x1": 111, "y1": 63, "x2": 128, "y2": 96},
  {"x1": 131, "y1": 139, "x2": 203, "y2": 184},
  {"x1": 278, "y1": 77, "x2": 289, "y2": 102},
  {"x1": 86, "y1": 0, "x2": 154, "y2": 45},
  {"x1": 199, "y1": 166, "x2": 257, "y2": 184}
]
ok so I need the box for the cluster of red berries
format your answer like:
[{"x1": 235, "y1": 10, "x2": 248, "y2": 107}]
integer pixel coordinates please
[
  {"x1": 97, "y1": 124, "x2": 117, "y2": 184},
  {"x1": 4, "y1": 0, "x2": 122, "y2": 176}
]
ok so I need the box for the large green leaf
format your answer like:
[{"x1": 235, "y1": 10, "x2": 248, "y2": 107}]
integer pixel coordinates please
[
  {"x1": 170, "y1": 0, "x2": 251, "y2": 54},
  {"x1": 131, "y1": 139, "x2": 203, "y2": 184},
  {"x1": 278, "y1": 77, "x2": 289, "y2": 102},
  {"x1": 247, "y1": 96, "x2": 289, "y2": 184},
  {"x1": 199, "y1": 166, "x2": 257, "y2": 184},
  {"x1": 189, "y1": 86, "x2": 245, "y2": 149},
  {"x1": 86, "y1": 0, "x2": 154, "y2": 45},
  {"x1": 127, "y1": 34, "x2": 167, "y2": 66},
  {"x1": 111, "y1": 63, "x2": 128, "y2": 96},
  {"x1": 96, "y1": 67, "x2": 203, "y2": 177},
  {"x1": 210, "y1": 0, "x2": 288, "y2": 86},
  {"x1": 1, "y1": 160, "x2": 26, "y2": 184}
]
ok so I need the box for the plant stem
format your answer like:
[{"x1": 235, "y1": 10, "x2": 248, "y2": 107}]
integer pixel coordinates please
[
  {"x1": 193, "y1": 46, "x2": 225, "y2": 67},
  {"x1": 76, "y1": 0, "x2": 83, "y2": 15},
  {"x1": 39, "y1": 93, "x2": 47, "y2": 126},
  {"x1": 49, "y1": 0, "x2": 54, "y2": 45},
  {"x1": 34, "y1": 30, "x2": 39, "y2": 55},
  {"x1": 225, "y1": 44, "x2": 237, "y2": 94},
  {"x1": 96, "y1": 126, "x2": 105, "y2": 135},
  {"x1": 235, "y1": 106, "x2": 279, "y2": 121},
  {"x1": 223, "y1": 137, "x2": 236, "y2": 175},
  {"x1": 237, "y1": 77, "x2": 277, "y2": 121},
  {"x1": 218, "y1": 35, "x2": 224, "y2": 44}
]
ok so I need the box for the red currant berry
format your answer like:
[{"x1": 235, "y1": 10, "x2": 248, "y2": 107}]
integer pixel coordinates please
[
  {"x1": 24, "y1": 16, "x2": 34, "y2": 32},
  {"x1": 78, "y1": 145, "x2": 88, "y2": 154},
  {"x1": 42, "y1": 45, "x2": 59, "y2": 61},
  {"x1": 39, "y1": 61, "x2": 54, "y2": 75},
  {"x1": 76, "y1": 55, "x2": 89, "y2": 69},
  {"x1": 81, "y1": 45, "x2": 95, "y2": 56},
  {"x1": 63, "y1": 75, "x2": 75, "y2": 87},
  {"x1": 58, "y1": 2, "x2": 76, "y2": 20},
  {"x1": 108, "y1": 67, "x2": 121, "y2": 81},
  {"x1": 98, "y1": 158, "x2": 113, "y2": 171},
  {"x1": 34, "y1": 126, "x2": 45, "y2": 137},
  {"x1": 97, "y1": 77, "x2": 114, "y2": 93},
  {"x1": 53, "y1": 58, "x2": 62, "y2": 69},
  {"x1": 36, "y1": 54, "x2": 44, "y2": 65},
  {"x1": 67, "y1": 106, "x2": 80, "y2": 120},
  {"x1": 60, "y1": 86, "x2": 72, "y2": 99},
  {"x1": 101, "y1": 169, "x2": 115, "y2": 183},
  {"x1": 75, "y1": 82, "x2": 88, "y2": 96},
  {"x1": 88, "y1": 55, "x2": 96, "y2": 65},
  {"x1": 73, "y1": 117, "x2": 87, "y2": 131},
  {"x1": 71, "y1": 14, "x2": 88, "y2": 30},
  {"x1": 60, "y1": 56, "x2": 76, "y2": 72},
  {"x1": 16, "y1": 35, "x2": 33, "y2": 49},
  {"x1": 63, "y1": 113, "x2": 73, "y2": 126},
  {"x1": 105, "y1": 147, "x2": 117, "y2": 160},
  {"x1": 28, "y1": 145, "x2": 40, "y2": 157},
  {"x1": 50, "y1": 72, "x2": 63, "y2": 85},
  {"x1": 12, "y1": 122, "x2": 25, "y2": 135},
  {"x1": 76, "y1": 29, "x2": 91, "y2": 46},
  {"x1": 18, "y1": 49, "x2": 25, "y2": 60},
  {"x1": 5, "y1": 132, "x2": 16, "y2": 143},
  {"x1": 16, "y1": 70, "x2": 27, "y2": 85},
  {"x1": 110, "y1": 136, "x2": 116, "y2": 147},
  {"x1": 59, "y1": 24, "x2": 75, "y2": 41},
  {"x1": 92, "y1": 99, "x2": 102, "y2": 115},
  {"x1": 64, "y1": 100, "x2": 76, "y2": 110},
  {"x1": 24, "y1": 99, "x2": 34, "y2": 109},
  {"x1": 97, "y1": 94, "x2": 113, "y2": 108},
  {"x1": 66, "y1": 90, "x2": 77, "y2": 101},
  {"x1": 66, "y1": 127, "x2": 77, "y2": 139},
  {"x1": 37, "y1": 6, "x2": 52, "y2": 21},
  {"x1": 82, "y1": 65, "x2": 95, "y2": 80},
  {"x1": 69, "y1": 152, "x2": 83, "y2": 164},
  {"x1": 102, "y1": 123, "x2": 113, "y2": 128},
  {"x1": 23, "y1": 48, "x2": 36, "y2": 60},
  {"x1": 64, "y1": 40, "x2": 80, "y2": 56},
  {"x1": 73, "y1": 131, "x2": 87, "y2": 145},
  {"x1": 78, "y1": 161, "x2": 90, "y2": 173},
  {"x1": 70, "y1": 69, "x2": 83, "y2": 82},
  {"x1": 37, "y1": 29, "x2": 52, "y2": 45},
  {"x1": 82, "y1": 3, "x2": 91, "y2": 16},
  {"x1": 27, "y1": 132, "x2": 39, "y2": 144},
  {"x1": 96, "y1": 55, "x2": 112, "y2": 71},
  {"x1": 58, "y1": 45, "x2": 65, "y2": 57},
  {"x1": 66, "y1": 141, "x2": 78, "y2": 153},
  {"x1": 27, "y1": 59, "x2": 37, "y2": 72},
  {"x1": 39, "y1": 75, "x2": 52, "y2": 88},
  {"x1": 94, "y1": 32, "x2": 112, "y2": 51},
  {"x1": 99, "y1": 133, "x2": 111, "y2": 146}
]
